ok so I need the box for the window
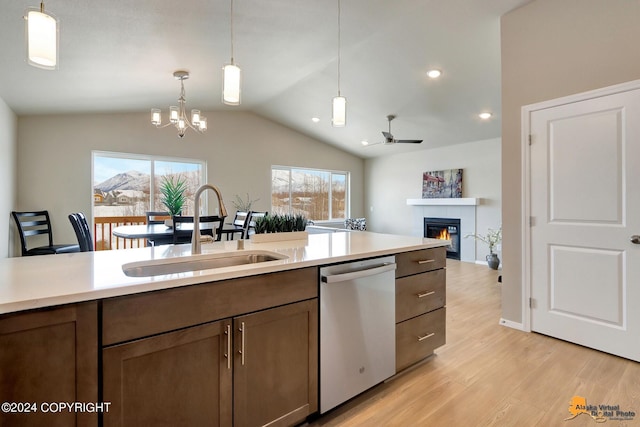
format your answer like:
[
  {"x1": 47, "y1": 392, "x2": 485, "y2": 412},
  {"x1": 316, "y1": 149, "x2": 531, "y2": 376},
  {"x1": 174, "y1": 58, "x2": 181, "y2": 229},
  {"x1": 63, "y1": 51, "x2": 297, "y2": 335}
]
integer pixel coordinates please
[
  {"x1": 271, "y1": 166, "x2": 349, "y2": 222},
  {"x1": 92, "y1": 151, "x2": 206, "y2": 218}
]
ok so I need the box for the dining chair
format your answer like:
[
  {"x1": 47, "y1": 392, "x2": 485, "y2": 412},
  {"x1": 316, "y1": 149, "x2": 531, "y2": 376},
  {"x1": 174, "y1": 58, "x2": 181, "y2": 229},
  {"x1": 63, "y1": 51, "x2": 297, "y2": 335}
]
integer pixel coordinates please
[
  {"x1": 172, "y1": 215, "x2": 225, "y2": 244},
  {"x1": 145, "y1": 211, "x2": 171, "y2": 246},
  {"x1": 219, "y1": 211, "x2": 250, "y2": 240},
  {"x1": 68, "y1": 212, "x2": 94, "y2": 252},
  {"x1": 11, "y1": 210, "x2": 80, "y2": 256},
  {"x1": 146, "y1": 211, "x2": 170, "y2": 225},
  {"x1": 245, "y1": 211, "x2": 267, "y2": 239}
]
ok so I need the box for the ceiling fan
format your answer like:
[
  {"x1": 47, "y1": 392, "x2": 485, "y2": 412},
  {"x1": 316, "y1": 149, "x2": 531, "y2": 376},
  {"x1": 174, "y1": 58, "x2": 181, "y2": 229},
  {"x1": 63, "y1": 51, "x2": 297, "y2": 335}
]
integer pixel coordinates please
[{"x1": 377, "y1": 114, "x2": 423, "y2": 145}]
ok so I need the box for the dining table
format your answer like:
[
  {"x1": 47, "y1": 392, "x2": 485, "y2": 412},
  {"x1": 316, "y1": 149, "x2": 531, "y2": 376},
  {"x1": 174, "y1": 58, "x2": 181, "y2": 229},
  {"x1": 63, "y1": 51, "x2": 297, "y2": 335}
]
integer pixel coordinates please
[{"x1": 112, "y1": 222, "x2": 219, "y2": 246}]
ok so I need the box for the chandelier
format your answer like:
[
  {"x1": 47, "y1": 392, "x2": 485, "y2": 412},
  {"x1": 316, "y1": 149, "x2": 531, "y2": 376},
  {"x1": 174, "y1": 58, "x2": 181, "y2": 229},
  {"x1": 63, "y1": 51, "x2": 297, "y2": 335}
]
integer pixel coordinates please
[{"x1": 151, "y1": 71, "x2": 207, "y2": 138}]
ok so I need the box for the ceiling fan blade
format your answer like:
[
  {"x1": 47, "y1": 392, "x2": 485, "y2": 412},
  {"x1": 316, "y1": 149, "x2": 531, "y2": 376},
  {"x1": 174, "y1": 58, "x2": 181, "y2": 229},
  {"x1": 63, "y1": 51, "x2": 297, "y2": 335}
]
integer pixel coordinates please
[
  {"x1": 396, "y1": 139, "x2": 423, "y2": 144},
  {"x1": 362, "y1": 140, "x2": 383, "y2": 147}
]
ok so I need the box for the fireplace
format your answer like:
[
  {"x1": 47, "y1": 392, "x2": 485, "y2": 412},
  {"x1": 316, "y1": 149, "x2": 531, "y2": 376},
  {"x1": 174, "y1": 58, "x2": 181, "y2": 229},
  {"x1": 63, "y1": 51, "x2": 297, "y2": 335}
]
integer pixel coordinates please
[{"x1": 424, "y1": 217, "x2": 461, "y2": 260}]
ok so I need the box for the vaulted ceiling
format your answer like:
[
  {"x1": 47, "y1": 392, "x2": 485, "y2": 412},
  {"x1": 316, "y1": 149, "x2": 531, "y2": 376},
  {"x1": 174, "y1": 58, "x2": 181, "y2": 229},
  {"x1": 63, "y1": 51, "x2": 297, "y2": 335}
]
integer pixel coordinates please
[{"x1": 0, "y1": 0, "x2": 530, "y2": 158}]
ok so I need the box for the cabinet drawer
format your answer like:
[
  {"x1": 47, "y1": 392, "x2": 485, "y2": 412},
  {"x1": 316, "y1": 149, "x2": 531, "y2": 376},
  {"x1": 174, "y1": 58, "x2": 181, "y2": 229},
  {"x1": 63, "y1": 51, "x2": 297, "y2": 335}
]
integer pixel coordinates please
[
  {"x1": 396, "y1": 269, "x2": 446, "y2": 323},
  {"x1": 395, "y1": 247, "x2": 446, "y2": 278},
  {"x1": 396, "y1": 308, "x2": 446, "y2": 372},
  {"x1": 102, "y1": 267, "x2": 317, "y2": 346}
]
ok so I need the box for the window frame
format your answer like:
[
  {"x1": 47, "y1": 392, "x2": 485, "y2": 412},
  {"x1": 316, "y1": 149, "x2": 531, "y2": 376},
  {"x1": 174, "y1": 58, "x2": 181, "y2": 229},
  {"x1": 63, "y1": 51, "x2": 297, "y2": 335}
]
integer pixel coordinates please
[
  {"x1": 271, "y1": 165, "x2": 350, "y2": 223},
  {"x1": 92, "y1": 151, "x2": 207, "y2": 217}
]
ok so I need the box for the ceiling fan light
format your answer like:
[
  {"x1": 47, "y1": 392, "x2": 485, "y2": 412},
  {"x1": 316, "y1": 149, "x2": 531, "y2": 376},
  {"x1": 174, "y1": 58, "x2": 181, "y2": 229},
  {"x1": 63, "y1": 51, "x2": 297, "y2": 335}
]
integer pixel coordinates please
[
  {"x1": 223, "y1": 63, "x2": 241, "y2": 105},
  {"x1": 332, "y1": 96, "x2": 346, "y2": 127},
  {"x1": 25, "y1": 6, "x2": 59, "y2": 70}
]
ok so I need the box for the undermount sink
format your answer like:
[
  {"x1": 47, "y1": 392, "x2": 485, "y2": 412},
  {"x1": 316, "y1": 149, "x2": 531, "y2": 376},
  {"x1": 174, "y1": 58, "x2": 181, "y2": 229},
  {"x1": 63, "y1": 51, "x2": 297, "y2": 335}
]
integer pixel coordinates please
[{"x1": 122, "y1": 250, "x2": 288, "y2": 277}]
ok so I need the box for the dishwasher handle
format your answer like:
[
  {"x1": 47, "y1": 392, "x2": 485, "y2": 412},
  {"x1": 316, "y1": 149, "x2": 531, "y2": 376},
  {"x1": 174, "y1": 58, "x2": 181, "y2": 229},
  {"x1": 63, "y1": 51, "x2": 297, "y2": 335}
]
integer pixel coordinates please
[{"x1": 321, "y1": 262, "x2": 396, "y2": 284}]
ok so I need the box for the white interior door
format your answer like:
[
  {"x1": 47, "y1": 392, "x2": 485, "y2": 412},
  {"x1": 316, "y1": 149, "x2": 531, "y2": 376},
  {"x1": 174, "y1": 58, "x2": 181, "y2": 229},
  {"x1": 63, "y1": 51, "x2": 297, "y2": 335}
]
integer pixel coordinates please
[{"x1": 529, "y1": 86, "x2": 640, "y2": 362}]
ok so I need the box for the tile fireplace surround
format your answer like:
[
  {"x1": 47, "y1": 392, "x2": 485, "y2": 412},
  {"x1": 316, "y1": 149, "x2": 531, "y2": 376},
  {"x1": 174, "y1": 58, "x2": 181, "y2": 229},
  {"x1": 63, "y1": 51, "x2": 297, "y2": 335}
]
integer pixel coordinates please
[{"x1": 407, "y1": 198, "x2": 479, "y2": 262}]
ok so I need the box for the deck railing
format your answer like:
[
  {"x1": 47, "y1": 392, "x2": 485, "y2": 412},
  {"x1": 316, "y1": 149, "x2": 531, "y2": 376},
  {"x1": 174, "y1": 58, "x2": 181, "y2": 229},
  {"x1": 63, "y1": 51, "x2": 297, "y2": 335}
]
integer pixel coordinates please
[{"x1": 94, "y1": 216, "x2": 146, "y2": 250}]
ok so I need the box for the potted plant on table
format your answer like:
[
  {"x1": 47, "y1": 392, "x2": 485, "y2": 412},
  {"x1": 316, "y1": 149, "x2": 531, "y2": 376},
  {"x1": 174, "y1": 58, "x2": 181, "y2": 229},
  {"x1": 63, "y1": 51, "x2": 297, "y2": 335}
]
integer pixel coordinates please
[
  {"x1": 231, "y1": 193, "x2": 260, "y2": 212},
  {"x1": 159, "y1": 175, "x2": 187, "y2": 227},
  {"x1": 466, "y1": 225, "x2": 502, "y2": 270}
]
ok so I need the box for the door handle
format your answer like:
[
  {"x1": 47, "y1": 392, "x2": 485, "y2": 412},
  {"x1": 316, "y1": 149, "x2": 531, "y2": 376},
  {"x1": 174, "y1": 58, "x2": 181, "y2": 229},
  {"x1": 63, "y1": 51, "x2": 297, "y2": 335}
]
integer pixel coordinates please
[{"x1": 631, "y1": 235, "x2": 640, "y2": 244}]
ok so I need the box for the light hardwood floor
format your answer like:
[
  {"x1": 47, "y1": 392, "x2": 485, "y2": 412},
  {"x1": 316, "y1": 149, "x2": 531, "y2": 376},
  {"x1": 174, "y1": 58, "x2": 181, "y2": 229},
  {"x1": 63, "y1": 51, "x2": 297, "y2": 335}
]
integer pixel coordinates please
[{"x1": 308, "y1": 260, "x2": 640, "y2": 427}]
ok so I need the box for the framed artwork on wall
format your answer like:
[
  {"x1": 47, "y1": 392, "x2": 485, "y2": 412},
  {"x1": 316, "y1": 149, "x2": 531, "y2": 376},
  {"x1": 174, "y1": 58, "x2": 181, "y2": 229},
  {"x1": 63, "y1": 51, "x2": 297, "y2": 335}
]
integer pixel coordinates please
[{"x1": 422, "y1": 169, "x2": 463, "y2": 198}]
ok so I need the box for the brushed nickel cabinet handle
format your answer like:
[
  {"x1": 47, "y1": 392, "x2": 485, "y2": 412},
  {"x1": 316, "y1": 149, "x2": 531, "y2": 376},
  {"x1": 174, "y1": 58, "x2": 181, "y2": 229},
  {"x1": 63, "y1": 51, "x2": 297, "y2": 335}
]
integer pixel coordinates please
[
  {"x1": 417, "y1": 291, "x2": 436, "y2": 298},
  {"x1": 224, "y1": 324, "x2": 231, "y2": 370},
  {"x1": 239, "y1": 322, "x2": 246, "y2": 366},
  {"x1": 417, "y1": 332, "x2": 435, "y2": 342},
  {"x1": 417, "y1": 259, "x2": 435, "y2": 264}
]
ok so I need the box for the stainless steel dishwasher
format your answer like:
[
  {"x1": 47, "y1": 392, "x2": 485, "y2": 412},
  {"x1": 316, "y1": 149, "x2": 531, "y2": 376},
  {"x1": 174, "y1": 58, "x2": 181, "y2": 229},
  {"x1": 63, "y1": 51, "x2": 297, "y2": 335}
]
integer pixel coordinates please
[{"x1": 320, "y1": 255, "x2": 396, "y2": 413}]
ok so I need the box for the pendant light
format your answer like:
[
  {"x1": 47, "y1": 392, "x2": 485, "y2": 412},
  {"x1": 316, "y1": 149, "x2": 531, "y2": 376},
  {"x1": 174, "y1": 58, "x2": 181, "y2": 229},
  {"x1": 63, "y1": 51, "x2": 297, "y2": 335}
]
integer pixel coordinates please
[
  {"x1": 222, "y1": 0, "x2": 241, "y2": 105},
  {"x1": 332, "y1": 0, "x2": 346, "y2": 127},
  {"x1": 25, "y1": 1, "x2": 59, "y2": 70}
]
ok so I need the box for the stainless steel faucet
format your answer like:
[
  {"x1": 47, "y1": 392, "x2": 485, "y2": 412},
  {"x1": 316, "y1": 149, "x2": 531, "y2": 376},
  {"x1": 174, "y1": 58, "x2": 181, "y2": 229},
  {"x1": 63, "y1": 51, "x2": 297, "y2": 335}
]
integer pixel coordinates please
[{"x1": 192, "y1": 184, "x2": 228, "y2": 254}]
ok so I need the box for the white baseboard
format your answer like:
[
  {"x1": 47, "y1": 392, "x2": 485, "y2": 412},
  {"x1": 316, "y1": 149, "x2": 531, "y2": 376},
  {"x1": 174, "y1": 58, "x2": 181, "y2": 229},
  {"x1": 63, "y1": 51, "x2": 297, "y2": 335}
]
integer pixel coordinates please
[
  {"x1": 475, "y1": 260, "x2": 488, "y2": 266},
  {"x1": 499, "y1": 318, "x2": 525, "y2": 331}
]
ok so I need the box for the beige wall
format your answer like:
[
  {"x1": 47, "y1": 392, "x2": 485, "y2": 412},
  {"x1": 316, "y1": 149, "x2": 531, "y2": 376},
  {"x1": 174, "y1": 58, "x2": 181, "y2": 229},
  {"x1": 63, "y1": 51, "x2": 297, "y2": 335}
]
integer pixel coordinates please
[
  {"x1": 0, "y1": 97, "x2": 17, "y2": 258},
  {"x1": 501, "y1": 0, "x2": 640, "y2": 323},
  {"x1": 364, "y1": 137, "x2": 501, "y2": 261},
  {"x1": 16, "y1": 111, "x2": 364, "y2": 250}
]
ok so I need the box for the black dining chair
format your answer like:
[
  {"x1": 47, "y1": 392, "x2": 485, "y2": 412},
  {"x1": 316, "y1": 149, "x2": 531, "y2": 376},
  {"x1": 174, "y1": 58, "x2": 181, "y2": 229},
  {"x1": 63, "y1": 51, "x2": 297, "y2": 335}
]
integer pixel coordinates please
[
  {"x1": 219, "y1": 211, "x2": 250, "y2": 240},
  {"x1": 12, "y1": 210, "x2": 80, "y2": 256},
  {"x1": 245, "y1": 211, "x2": 267, "y2": 239},
  {"x1": 172, "y1": 215, "x2": 225, "y2": 244},
  {"x1": 68, "y1": 212, "x2": 94, "y2": 252},
  {"x1": 146, "y1": 211, "x2": 170, "y2": 225},
  {"x1": 145, "y1": 211, "x2": 171, "y2": 246}
]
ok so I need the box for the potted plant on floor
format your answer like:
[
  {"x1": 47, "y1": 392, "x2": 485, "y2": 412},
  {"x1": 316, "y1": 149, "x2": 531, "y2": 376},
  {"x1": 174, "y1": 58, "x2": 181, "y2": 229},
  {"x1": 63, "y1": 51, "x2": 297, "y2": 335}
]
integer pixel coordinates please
[
  {"x1": 466, "y1": 225, "x2": 502, "y2": 269},
  {"x1": 159, "y1": 175, "x2": 187, "y2": 227}
]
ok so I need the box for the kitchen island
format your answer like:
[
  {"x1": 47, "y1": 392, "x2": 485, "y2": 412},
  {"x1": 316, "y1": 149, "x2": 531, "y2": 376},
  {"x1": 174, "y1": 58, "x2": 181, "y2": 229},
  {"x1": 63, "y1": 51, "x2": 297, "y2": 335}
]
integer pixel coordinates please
[{"x1": 0, "y1": 232, "x2": 448, "y2": 427}]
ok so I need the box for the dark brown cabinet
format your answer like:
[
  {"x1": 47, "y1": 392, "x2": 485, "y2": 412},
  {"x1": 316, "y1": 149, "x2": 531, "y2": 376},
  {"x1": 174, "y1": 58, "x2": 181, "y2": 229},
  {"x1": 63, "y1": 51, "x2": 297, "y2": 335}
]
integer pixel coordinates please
[
  {"x1": 102, "y1": 320, "x2": 233, "y2": 427},
  {"x1": 101, "y1": 268, "x2": 318, "y2": 427},
  {"x1": 0, "y1": 302, "x2": 98, "y2": 427},
  {"x1": 395, "y1": 247, "x2": 447, "y2": 372},
  {"x1": 233, "y1": 300, "x2": 317, "y2": 427}
]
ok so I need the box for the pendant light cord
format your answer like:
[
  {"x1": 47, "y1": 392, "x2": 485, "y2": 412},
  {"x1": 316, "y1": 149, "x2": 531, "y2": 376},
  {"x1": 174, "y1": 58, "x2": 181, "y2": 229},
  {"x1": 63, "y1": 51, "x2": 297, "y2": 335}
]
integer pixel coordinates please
[
  {"x1": 230, "y1": 0, "x2": 235, "y2": 64},
  {"x1": 337, "y1": 0, "x2": 341, "y2": 96}
]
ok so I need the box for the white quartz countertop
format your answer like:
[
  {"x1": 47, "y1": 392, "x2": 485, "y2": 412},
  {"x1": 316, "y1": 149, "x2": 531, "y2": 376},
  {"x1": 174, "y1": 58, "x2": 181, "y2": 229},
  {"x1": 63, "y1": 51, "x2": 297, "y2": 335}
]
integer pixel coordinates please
[{"x1": 0, "y1": 232, "x2": 447, "y2": 315}]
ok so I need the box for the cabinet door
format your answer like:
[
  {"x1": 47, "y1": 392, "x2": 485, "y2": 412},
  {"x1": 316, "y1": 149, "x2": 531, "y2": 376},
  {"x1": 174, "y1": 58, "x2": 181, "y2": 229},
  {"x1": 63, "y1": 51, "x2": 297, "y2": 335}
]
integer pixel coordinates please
[
  {"x1": 233, "y1": 299, "x2": 318, "y2": 427},
  {"x1": 103, "y1": 320, "x2": 232, "y2": 427},
  {"x1": 0, "y1": 302, "x2": 98, "y2": 427}
]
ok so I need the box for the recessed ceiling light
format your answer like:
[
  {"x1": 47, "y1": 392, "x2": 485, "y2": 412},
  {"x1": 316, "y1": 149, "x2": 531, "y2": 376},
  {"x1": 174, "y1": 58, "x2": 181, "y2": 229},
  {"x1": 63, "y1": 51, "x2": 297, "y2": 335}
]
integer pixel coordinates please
[
  {"x1": 361, "y1": 140, "x2": 369, "y2": 146},
  {"x1": 426, "y1": 69, "x2": 442, "y2": 79},
  {"x1": 311, "y1": 117, "x2": 320, "y2": 123},
  {"x1": 479, "y1": 112, "x2": 492, "y2": 120}
]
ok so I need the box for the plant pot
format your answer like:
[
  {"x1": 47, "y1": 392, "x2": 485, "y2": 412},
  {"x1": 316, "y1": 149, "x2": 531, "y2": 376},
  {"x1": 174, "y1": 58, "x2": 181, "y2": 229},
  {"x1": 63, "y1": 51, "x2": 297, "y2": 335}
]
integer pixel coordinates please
[
  {"x1": 250, "y1": 231, "x2": 308, "y2": 243},
  {"x1": 486, "y1": 253, "x2": 500, "y2": 270},
  {"x1": 164, "y1": 219, "x2": 173, "y2": 228}
]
